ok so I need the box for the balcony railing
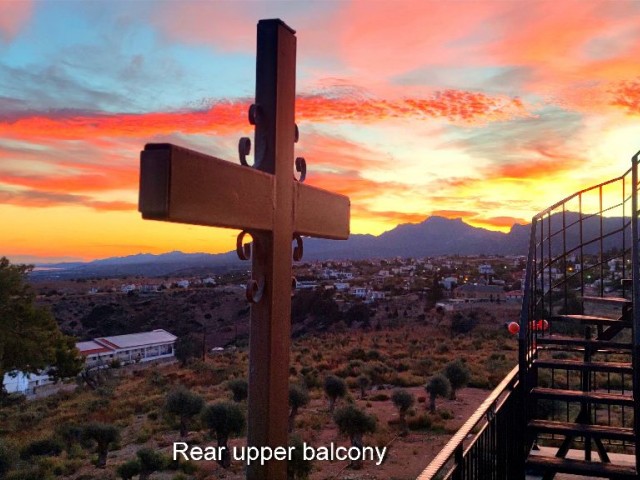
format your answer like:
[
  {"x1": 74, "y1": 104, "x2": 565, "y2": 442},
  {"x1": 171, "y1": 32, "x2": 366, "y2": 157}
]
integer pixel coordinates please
[{"x1": 416, "y1": 366, "x2": 522, "y2": 480}]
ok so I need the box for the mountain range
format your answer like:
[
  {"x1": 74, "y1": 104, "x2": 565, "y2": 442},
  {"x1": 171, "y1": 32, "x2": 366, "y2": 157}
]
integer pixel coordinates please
[{"x1": 30, "y1": 212, "x2": 626, "y2": 278}]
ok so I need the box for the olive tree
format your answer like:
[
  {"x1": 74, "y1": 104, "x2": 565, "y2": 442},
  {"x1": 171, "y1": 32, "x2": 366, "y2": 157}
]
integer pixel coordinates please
[
  {"x1": 137, "y1": 447, "x2": 166, "y2": 480},
  {"x1": 444, "y1": 359, "x2": 470, "y2": 400},
  {"x1": 425, "y1": 374, "x2": 451, "y2": 414},
  {"x1": 324, "y1": 375, "x2": 347, "y2": 412},
  {"x1": 288, "y1": 384, "x2": 309, "y2": 433},
  {"x1": 201, "y1": 401, "x2": 245, "y2": 468},
  {"x1": 356, "y1": 374, "x2": 370, "y2": 399},
  {"x1": 227, "y1": 378, "x2": 248, "y2": 402},
  {"x1": 333, "y1": 405, "x2": 377, "y2": 469},
  {"x1": 83, "y1": 423, "x2": 120, "y2": 468},
  {"x1": 391, "y1": 389, "x2": 414, "y2": 433},
  {"x1": 165, "y1": 387, "x2": 204, "y2": 437}
]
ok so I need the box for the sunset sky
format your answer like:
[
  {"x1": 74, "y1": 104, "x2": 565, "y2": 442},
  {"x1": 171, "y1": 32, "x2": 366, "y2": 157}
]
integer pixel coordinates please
[{"x1": 2, "y1": 0, "x2": 640, "y2": 263}]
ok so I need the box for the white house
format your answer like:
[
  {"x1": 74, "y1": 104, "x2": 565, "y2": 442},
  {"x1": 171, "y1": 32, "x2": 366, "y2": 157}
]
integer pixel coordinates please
[
  {"x1": 479, "y1": 264, "x2": 495, "y2": 275},
  {"x1": 77, "y1": 329, "x2": 177, "y2": 367},
  {"x1": 2, "y1": 371, "x2": 55, "y2": 395},
  {"x1": 352, "y1": 287, "x2": 368, "y2": 298}
]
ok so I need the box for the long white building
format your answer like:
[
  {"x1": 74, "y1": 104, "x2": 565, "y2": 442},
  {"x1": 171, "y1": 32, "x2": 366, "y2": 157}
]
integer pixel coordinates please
[{"x1": 76, "y1": 329, "x2": 177, "y2": 367}]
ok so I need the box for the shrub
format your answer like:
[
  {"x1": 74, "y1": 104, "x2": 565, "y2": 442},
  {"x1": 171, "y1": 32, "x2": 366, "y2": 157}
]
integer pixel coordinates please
[
  {"x1": 20, "y1": 438, "x2": 63, "y2": 459},
  {"x1": 369, "y1": 393, "x2": 389, "y2": 401},
  {"x1": 288, "y1": 435, "x2": 312, "y2": 480},
  {"x1": 116, "y1": 459, "x2": 140, "y2": 480},
  {"x1": 0, "y1": 440, "x2": 16, "y2": 477},
  {"x1": 227, "y1": 379, "x2": 248, "y2": 402},
  {"x1": 288, "y1": 384, "x2": 310, "y2": 433},
  {"x1": 439, "y1": 409, "x2": 454, "y2": 420},
  {"x1": 137, "y1": 448, "x2": 166, "y2": 480},
  {"x1": 407, "y1": 414, "x2": 432, "y2": 431},
  {"x1": 55, "y1": 423, "x2": 84, "y2": 453},
  {"x1": 356, "y1": 374, "x2": 370, "y2": 399}
]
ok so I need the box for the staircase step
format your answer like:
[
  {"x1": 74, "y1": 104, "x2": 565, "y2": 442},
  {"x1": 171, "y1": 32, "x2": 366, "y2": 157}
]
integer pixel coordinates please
[
  {"x1": 526, "y1": 456, "x2": 637, "y2": 479},
  {"x1": 533, "y1": 358, "x2": 633, "y2": 374},
  {"x1": 536, "y1": 336, "x2": 632, "y2": 351},
  {"x1": 550, "y1": 314, "x2": 630, "y2": 326},
  {"x1": 582, "y1": 295, "x2": 631, "y2": 306},
  {"x1": 528, "y1": 419, "x2": 635, "y2": 441},
  {"x1": 531, "y1": 387, "x2": 634, "y2": 406}
]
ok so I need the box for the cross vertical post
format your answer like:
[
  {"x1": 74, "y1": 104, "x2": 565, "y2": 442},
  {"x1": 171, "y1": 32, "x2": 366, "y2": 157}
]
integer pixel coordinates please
[
  {"x1": 138, "y1": 17, "x2": 350, "y2": 480},
  {"x1": 246, "y1": 19, "x2": 296, "y2": 480}
]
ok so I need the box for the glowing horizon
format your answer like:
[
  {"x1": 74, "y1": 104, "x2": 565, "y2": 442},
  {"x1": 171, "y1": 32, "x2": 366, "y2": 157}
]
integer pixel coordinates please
[{"x1": 2, "y1": 1, "x2": 640, "y2": 264}]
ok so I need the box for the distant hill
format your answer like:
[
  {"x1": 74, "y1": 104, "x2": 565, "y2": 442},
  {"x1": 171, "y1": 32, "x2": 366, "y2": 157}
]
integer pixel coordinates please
[{"x1": 30, "y1": 212, "x2": 627, "y2": 278}]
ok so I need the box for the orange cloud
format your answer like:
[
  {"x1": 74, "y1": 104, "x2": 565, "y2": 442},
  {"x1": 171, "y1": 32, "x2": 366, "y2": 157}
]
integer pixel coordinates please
[
  {"x1": 0, "y1": 90, "x2": 529, "y2": 141},
  {"x1": 0, "y1": 0, "x2": 33, "y2": 42},
  {"x1": 0, "y1": 165, "x2": 138, "y2": 193},
  {"x1": 0, "y1": 189, "x2": 136, "y2": 211},
  {"x1": 494, "y1": 156, "x2": 583, "y2": 181},
  {"x1": 351, "y1": 206, "x2": 426, "y2": 225},
  {"x1": 430, "y1": 210, "x2": 478, "y2": 220},
  {"x1": 306, "y1": 171, "x2": 403, "y2": 203},
  {"x1": 298, "y1": 132, "x2": 390, "y2": 173},
  {"x1": 470, "y1": 216, "x2": 528, "y2": 230},
  {"x1": 611, "y1": 80, "x2": 640, "y2": 115}
]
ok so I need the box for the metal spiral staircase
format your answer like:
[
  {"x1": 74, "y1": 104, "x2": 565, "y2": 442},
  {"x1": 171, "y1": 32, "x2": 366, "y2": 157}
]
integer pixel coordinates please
[
  {"x1": 519, "y1": 151, "x2": 640, "y2": 479},
  {"x1": 419, "y1": 152, "x2": 640, "y2": 480}
]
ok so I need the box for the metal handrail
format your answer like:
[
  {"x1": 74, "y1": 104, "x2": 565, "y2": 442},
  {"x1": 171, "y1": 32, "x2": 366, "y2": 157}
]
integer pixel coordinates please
[
  {"x1": 416, "y1": 365, "x2": 519, "y2": 480},
  {"x1": 535, "y1": 167, "x2": 631, "y2": 219}
]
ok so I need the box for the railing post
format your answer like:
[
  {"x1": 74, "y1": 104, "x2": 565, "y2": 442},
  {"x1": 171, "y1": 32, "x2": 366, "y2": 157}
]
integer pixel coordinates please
[
  {"x1": 631, "y1": 151, "x2": 640, "y2": 474},
  {"x1": 453, "y1": 444, "x2": 464, "y2": 480}
]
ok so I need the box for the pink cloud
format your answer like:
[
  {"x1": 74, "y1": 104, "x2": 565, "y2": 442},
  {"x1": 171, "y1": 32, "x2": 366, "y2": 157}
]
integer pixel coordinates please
[{"x1": 0, "y1": 0, "x2": 33, "y2": 42}]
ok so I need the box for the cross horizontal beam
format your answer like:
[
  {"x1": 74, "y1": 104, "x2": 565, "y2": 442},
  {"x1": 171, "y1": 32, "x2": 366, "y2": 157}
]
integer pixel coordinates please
[{"x1": 139, "y1": 143, "x2": 350, "y2": 240}]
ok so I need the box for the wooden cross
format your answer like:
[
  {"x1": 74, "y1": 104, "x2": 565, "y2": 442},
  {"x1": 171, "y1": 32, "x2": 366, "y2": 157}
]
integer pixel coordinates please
[{"x1": 138, "y1": 19, "x2": 350, "y2": 479}]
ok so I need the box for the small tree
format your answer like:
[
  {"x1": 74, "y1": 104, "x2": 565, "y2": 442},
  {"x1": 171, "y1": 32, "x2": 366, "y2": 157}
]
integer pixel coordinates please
[
  {"x1": 324, "y1": 375, "x2": 347, "y2": 412},
  {"x1": 288, "y1": 384, "x2": 309, "y2": 432},
  {"x1": 356, "y1": 374, "x2": 370, "y2": 399},
  {"x1": 0, "y1": 440, "x2": 16, "y2": 477},
  {"x1": 227, "y1": 378, "x2": 248, "y2": 402},
  {"x1": 55, "y1": 423, "x2": 84, "y2": 453},
  {"x1": 83, "y1": 423, "x2": 120, "y2": 468},
  {"x1": 288, "y1": 434, "x2": 312, "y2": 480},
  {"x1": 174, "y1": 335, "x2": 201, "y2": 366},
  {"x1": 444, "y1": 359, "x2": 470, "y2": 400},
  {"x1": 137, "y1": 447, "x2": 166, "y2": 480},
  {"x1": 201, "y1": 402, "x2": 245, "y2": 468},
  {"x1": 165, "y1": 387, "x2": 204, "y2": 437},
  {"x1": 333, "y1": 405, "x2": 377, "y2": 469},
  {"x1": 0, "y1": 258, "x2": 81, "y2": 396},
  {"x1": 391, "y1": 389, "x2": 414, "y2": 434},
  {"x1": 116, "y1": 459, "x2": 140, "y2": 480},
  {"x1": 425, "y1": 375, "x2": 451, "y2": 413},
  {"x1": 48, "y1": 335, "x2": 84, "y2": 382}
]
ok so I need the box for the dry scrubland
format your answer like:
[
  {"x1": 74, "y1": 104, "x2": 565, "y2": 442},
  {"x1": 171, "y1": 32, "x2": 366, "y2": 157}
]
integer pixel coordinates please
[{"x1": 0, "y1": 307, "x2": 518, "y2": 480}]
